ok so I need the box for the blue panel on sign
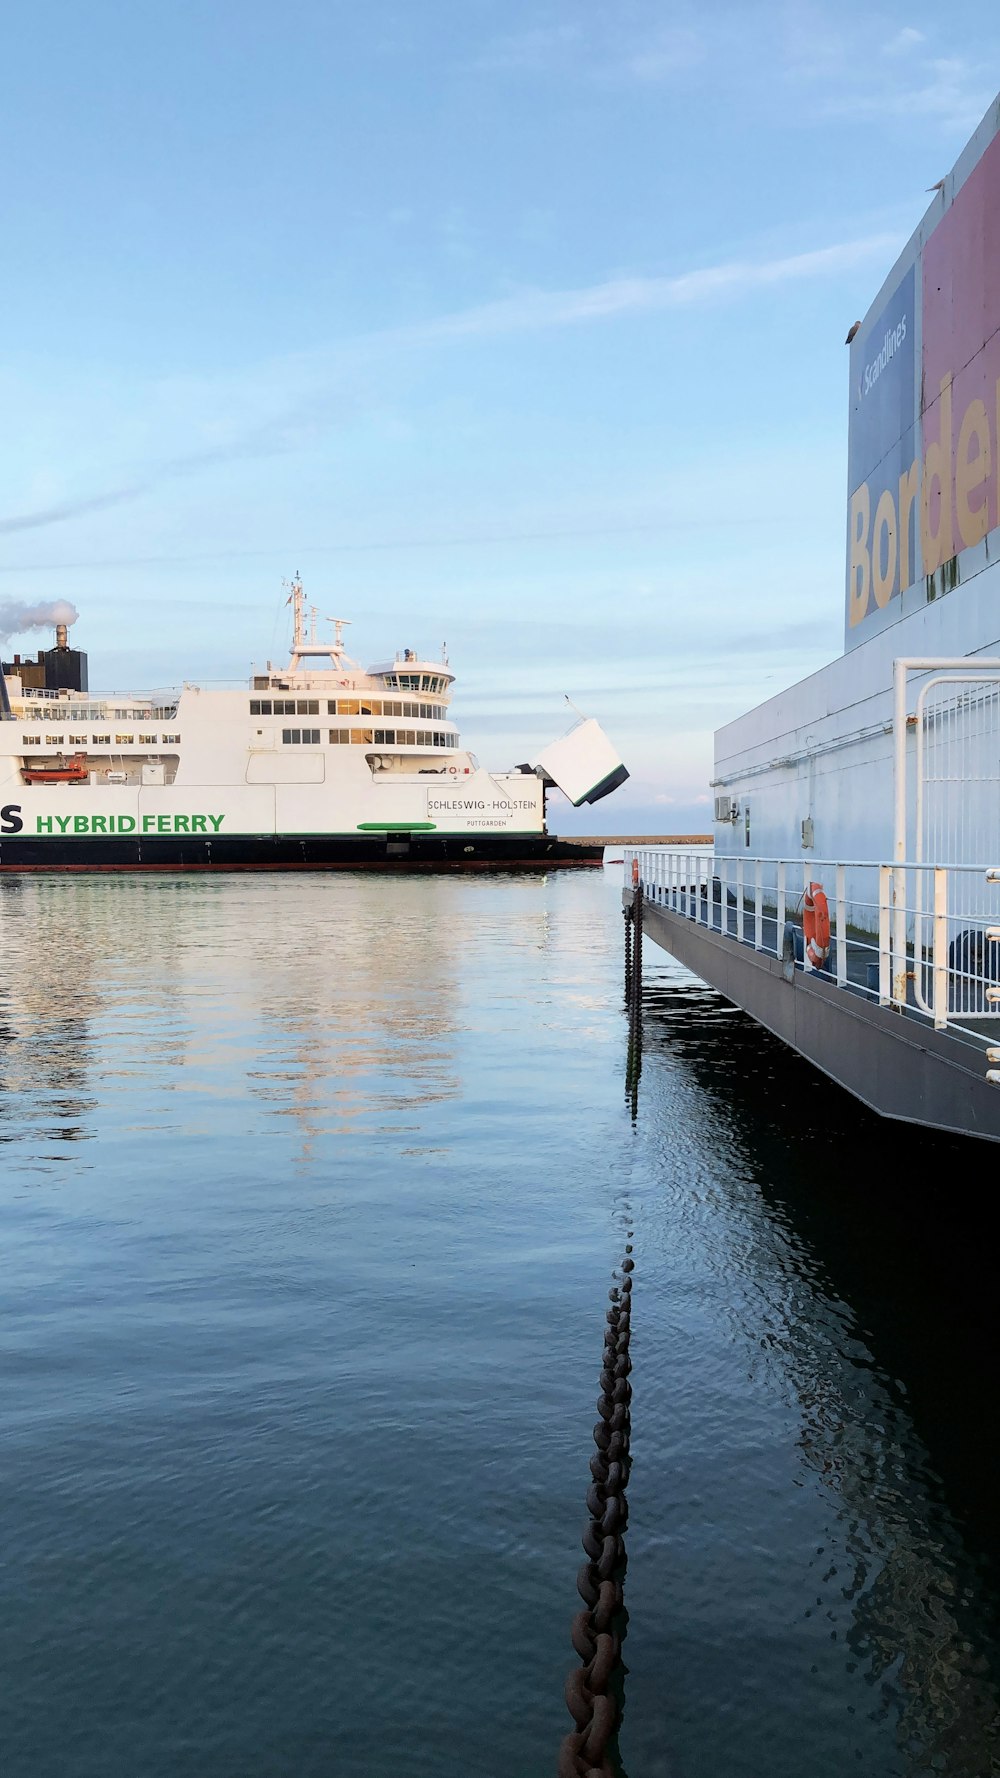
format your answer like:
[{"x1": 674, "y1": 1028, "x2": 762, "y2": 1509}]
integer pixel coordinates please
[
  {"x1": 848, "y1": 265, "x2": 915, "y2": 492},
  {"x1": 845, "y1": 265, "x2": 921, "y2": 639}
]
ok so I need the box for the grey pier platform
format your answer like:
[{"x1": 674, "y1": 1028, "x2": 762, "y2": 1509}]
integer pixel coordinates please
[{"x1": 626, "y1": 879, "x2": 1000, "y2": 1146}]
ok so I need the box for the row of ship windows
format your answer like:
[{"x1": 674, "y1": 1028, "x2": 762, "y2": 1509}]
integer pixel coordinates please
[
  {"x1": 16, "y1": 706, "x2": 178, "y2": 723},
  {"x1": 280, "y1": 728, "x2": 456, "y2": 747},
  {"x1": 250, "y1": 697, "x2": 446, "y2": 719},
  {"x1": 252, "y1": 672, "x2": 447, "y2": 696},
  {"x1": 22, "y1": 734, "x2": 181, "y2": 747},
  {"x1": 382, "y1": 674, "x2": 448, "y2": 692}
]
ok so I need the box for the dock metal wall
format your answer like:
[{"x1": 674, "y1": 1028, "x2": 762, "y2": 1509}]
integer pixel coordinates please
[{"x1": 638, "y1": 896, "x2": 1000, "y2": 1144}]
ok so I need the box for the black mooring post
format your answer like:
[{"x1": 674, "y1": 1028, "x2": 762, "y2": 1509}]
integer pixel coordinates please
[{"x1": 624, "y1": 882, "x2": 643, "y2": 1114}]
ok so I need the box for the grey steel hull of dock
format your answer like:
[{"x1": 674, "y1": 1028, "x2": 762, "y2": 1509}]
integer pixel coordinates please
[{"x1": 630, "y1": 892, "x2": 1000, "y2": 1145}]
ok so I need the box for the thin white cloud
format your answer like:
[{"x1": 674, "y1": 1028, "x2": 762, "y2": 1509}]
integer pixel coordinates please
[
  {"x1": 0, "y1": 231, "x2": 898, "y2": 538},
  {"x1": 471, "y1": 23, "x2": 582, "y2": 74},
  {"x1": 883, "y1": 26, "x2": 926, "y2": 56},
  {"x1": 471, "y1": 10, "x2": 705, "y2": 84},
  {"x1": 412, "y1": 234, "x2": 902, "y2": 341},
  {"x1": 822, "y1": 54, "x2": 995, "y2": 134},
  {"x1": 780, "y1": 7, "x2": 998, "y2": 135},
  {"x1": 620, "y1": 26, "x2": 704, "y2": 82}
]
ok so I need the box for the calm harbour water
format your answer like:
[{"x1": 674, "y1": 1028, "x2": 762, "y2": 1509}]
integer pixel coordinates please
[{"x1": 1, "y1": 868, "x2": 998, "y2": 1777}]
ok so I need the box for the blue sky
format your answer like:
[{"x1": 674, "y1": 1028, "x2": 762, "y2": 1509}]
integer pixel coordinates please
[{"x1": 2, "y1": 1, "x2": 999, "y2": 831}]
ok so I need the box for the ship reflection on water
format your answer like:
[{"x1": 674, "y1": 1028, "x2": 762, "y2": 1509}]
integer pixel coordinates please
[
  {"x1": 0, "y1": 874, "x2": 997, "y2": 1778},
  {"x1": 0, "y1": 871, "x2": 470, "y2": 1168}
]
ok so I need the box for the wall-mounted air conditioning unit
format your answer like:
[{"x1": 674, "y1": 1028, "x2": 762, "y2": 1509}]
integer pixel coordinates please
[{"x1": 714, "y1": 795, "x2": 738, "y2": 823}]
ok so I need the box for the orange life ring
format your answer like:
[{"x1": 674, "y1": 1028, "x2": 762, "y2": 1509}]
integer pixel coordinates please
[
  {"x1": 631, "y1": 856, "x2": 639, "y2": 885},
  {"x1": 803, "y1": 882, "x2": 830, "y2": 967}
]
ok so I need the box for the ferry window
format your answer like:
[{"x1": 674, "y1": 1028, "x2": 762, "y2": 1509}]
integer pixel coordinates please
[
  {"x1": 374, "y1": 729, "x2": 395, "y2": 745},
  {"x1": 253, "y1": 676, "x2": 269, "y2": 690},
  {"x1": 283, "y1": 728, "x2": 320, "y2": 745},
  {"x1": 93, "y1": 733, "x2": 110, "y2": 745},
  {"x1": 383, "y1": 675, "x2": 398, "y2": 689},
  {"x1": 139, "y1": 733, "x2": 157, "y2": 744},
  {"x1": 329, "y1": 728, "x2": 350, "y2": 744},
  {"x1": 349, "y1": 728, "x2": 374, "y2": 745},
  {"x1": 296, "y1": 699, "x2": 319, "y2": 715},
  {"x1": 162, "y1": 733, "x2": 181, "y2": 744},
  {"x1": 250, "y1": 699, "x2": 273, "y2": 716},
  {"x1": 45, "y1": 734, "x2": 65, "y2": 745},
  {"x1": 69, "y1": 733, "x2": 87, "y2": 744},
  {"x1": 22, "y1": 735, "x2": 40, "y2": 746},
  {"x1": 115, "y1": 734, "x2": 134, "y2": 744},
  {"x1": 338, "y1": 698, "x2": 360, "y2": 716}
]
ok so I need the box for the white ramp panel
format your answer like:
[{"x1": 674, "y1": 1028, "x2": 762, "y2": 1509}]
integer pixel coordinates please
[{"x1": 533, "y1": 718, "x2": 628, "y2": 808}]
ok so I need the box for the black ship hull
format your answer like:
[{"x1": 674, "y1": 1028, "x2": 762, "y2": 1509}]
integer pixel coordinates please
[{"x1": 0, "y1": 831, "x2": 604, "y2": 873}]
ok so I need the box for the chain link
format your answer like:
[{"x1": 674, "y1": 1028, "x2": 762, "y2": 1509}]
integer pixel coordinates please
[{"x1": 558, "y1": 1250, "x2": 635, "y2": 1776}]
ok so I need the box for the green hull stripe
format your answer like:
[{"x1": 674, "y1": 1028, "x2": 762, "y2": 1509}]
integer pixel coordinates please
[{"x1": 356, "y1": 821, "x2": 437, "y2": 832}]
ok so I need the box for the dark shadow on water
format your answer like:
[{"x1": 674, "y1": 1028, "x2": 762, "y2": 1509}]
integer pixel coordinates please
[
  {"x1": 639, "y1": 974, "x2": 1000, "y2": 1552},
  {"x1": 631, "y1": 971, "x2": 1000, "y2": 1778}
]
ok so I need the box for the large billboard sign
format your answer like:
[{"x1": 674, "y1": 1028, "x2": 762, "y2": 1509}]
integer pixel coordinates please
[{"x1": 846, "y1": 122, "x2": 1000, "y2": 644}]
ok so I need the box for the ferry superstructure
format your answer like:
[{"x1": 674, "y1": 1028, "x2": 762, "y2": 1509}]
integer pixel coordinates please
[
  {"x1": 0, "y1": 580, "x2": 627, "y2": 870},
  {"x1": 625, "y1": 91, "x2": 1000, "y2": 1144}
]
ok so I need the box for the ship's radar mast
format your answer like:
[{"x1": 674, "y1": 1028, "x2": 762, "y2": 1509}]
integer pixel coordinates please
[{"x1": 284, "y1": 573, "x2": 354, "y2": 671}]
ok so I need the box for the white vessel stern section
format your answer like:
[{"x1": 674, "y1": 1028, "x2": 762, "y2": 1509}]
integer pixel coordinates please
[{"x1": 533, "y1": 717, "x2": 628, "y2": 807}]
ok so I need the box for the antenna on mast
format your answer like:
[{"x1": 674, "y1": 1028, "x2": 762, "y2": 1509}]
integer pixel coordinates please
[
  {"x1": 324, "y1": 617, "x2": 351, "y2": 659},
  {"x1": 283, "y1": 577, "x2": 356, "y2": 672},
  {"x1": 283, "y1": 572, "x2": 305, "y2": 651}
]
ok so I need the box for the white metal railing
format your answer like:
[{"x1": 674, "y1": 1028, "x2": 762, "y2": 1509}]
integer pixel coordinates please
[{"x1": 623, "y1": 848, "x2": 1000, "y2": 1057}]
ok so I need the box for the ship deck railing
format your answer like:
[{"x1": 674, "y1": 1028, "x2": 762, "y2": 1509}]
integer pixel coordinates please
[{"x1": 623, "y1": 846, "x2": 1000, "y2": 1061}]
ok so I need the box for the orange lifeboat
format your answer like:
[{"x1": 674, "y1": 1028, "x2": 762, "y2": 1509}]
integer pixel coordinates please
[{"x1": 21, "y1": 750, "x2": 89, "y2": 786}]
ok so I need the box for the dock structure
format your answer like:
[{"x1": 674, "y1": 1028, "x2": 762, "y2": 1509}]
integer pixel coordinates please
[{"x1": 624, "y1": 847, "x2": 1000, "y2": 1145}]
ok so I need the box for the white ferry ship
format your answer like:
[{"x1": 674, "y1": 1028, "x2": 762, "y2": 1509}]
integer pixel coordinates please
[
  {"x1": 0, "y1": 579, "x2": 627, "y2": 871},
  {"x1": 624, "y1": 90, "x2": 1000, "y2": 1144}
]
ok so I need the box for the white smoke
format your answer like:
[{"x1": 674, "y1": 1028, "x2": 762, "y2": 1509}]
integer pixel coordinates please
[{"x1": 0, "y1": 599, "x2": 79, "y2": 644}]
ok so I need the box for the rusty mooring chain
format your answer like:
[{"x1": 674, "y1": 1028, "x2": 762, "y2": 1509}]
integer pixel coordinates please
[{"x1": 558, "y1": 1248, "x2": 635, "y2": 1777}]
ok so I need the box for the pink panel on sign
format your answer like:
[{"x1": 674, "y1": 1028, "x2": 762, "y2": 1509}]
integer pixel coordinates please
[{"x1": 922, "y1": 130, "x2": 1000, "y2": 553}]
